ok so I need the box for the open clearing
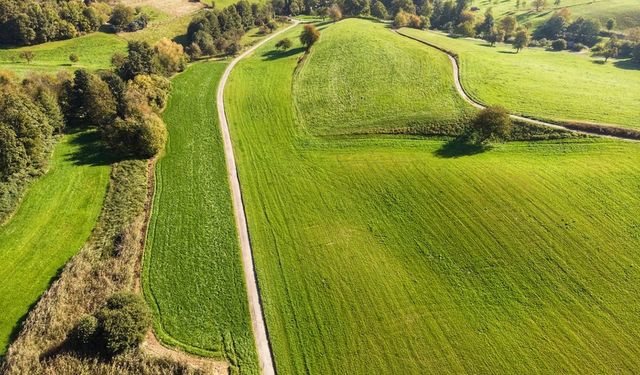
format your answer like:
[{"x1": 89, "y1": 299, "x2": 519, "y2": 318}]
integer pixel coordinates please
[
  {"x1": 399, "y1": 28, "x2": 640, "y2": 129},
  {"x1": 0, "y1": 131, "x2": 110, "y2": 354},
  {"x1": 224, "y1": 19, "x2": 640, "y2": 373},
  {"x1": 294, "y1": 19, "x2": 475, "y2": 135},
  {"x1": 143, "y1": 61, "x2": 258, "y2": 374}
]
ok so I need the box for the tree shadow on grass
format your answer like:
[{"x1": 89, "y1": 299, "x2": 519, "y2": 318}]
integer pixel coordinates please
[
  {"x1": 262, "y1": 47, "x2": 305, "y2": 61},
  {"x1": 434, "y1": 137, "x2": 490, "y2": 158},
  {"x1": 614, "y1": 59, "x2": 640, "y2": 71},
  {"x1": 498, "y1": 50, "x2": 518, "y2": 54},
  {"x1": 65, "y1": 129, "x2": 123, "y2": 166}
]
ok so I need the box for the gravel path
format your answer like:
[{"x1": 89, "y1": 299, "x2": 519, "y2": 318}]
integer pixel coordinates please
[{"x1": 216, "y1": 20, "x2": 300, "y2": 375}]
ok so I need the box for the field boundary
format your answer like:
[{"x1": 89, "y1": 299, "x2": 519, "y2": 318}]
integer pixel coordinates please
[
  {"x1": 394, "y1": 29, "x2": 640, "y2": 141},
  {"x1": 216, "y1": 19, "x2": 300, "y2": 375}
]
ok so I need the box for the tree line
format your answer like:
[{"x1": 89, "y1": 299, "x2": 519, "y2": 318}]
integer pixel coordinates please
[{"x1": 0, "y1": 0, "x2": 150, "y2": 47}]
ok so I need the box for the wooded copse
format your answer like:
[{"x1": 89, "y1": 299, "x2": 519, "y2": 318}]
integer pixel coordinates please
[{"x1": 0, "y1": 0, "x2": 149, "y2": 47}]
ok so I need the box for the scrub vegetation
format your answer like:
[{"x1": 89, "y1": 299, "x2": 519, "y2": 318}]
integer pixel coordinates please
[{"x1": 225, "y1": 20, "x2": 640, "y2": 374}]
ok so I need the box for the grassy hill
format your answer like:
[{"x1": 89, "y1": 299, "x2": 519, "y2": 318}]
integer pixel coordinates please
[
  {"x1": 478, "y1": 0, "x2": 640, "y2": 32},
  {"x1": 294, "y1": 19, "x2": 475, "y2": 135},
  {"x1": 399, "y1": 28, "x2": 640, "y2": 129},
  {"x1": 143, "y1": 62, "x2": 258, "y2": 374},
  {"x1": 225, "y1": 19, "x2": 640, "y2": 374},
  {"x1": 0, "y1": 131, "x2": 110, "y2": 354}
]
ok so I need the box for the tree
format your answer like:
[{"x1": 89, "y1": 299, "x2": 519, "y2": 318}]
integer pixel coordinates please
[
  {"x1": 628, "y1": 27, "x2": 640, "y2": 43},
  {"x1": 119, "y1": 41, "x2": 156, "y2": 80},
  {"x1": 534, "y1": 12, "x2": 567, "y2": 40},
  {"x1": 109, "y1": 4, "x2": 134, "y2": 32},
  {"x1": 19, "y1": 51, "x2": 35, "y2": 64},
  {"x1": 275, "y1": 38, "x2": 292, "y2": 51},
  {"x1": 66, "y1": 69, "x2": 117, "y2": 127},
  {"x1": 371, "y1": 1, "x2": 389, "y2": 19},
  {"x1": 328, "y1": 4, "x2": 342, "y2": 22},
  {"x1": 598, "y1": 36, "x2": 618, "y2": 62},
  {"x1": 476, "y1": 9, "x2": 494, "y2": 36},
  {"x1": 392, "y1": 0, "x2": 416, "y2": 15},
  {"x1": 566, "y1": 17, "x2": 601, "y2": 46},
  {"x1": 469, "y1": 106, "x2": 512, "y2": 144},
  {"x1": 69, "y1": 53, "x2": 79, "y2": 64},
  {"x1": 606, "y1": 18, "x2": 616, "y2": 31},
  {"x1": 500, "y1": 16, "x2": 517, "y2": 36},
  {"x1": 393, "y1": 10, "x2": 410, "y2": 28},
  {"x1": 551, "y1": 38, "x2": 566, "y2": 50},
  {"x1": 531, "y1": 0, "x2": 547, "y2": 12},
  {"x1": 633, "y1": 43, "x2": 640, "y2": 64},
  {"x1": 513, "y1": 29, "x2": 529, "y2": 52},
  {"x1": 154, "y1": 38, "x2": 187, "y2": 76},
  {"x1": 0, "y1": 123, "x2": 27, "y2": 181},
  {"x1": 553, "y1": 0, "x2": 560, "y2": 5},
  {"x1": 485, "y1": 27, "x2": 505, "y2": 46},
  {"x1": 300, "y1": 24, "x2": 320, "y2": 50}
]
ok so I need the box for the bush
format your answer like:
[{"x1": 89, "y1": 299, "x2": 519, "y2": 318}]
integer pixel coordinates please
[
  {"x1": 551, "y1": 39, "x2": 567, "y2": 51},
  {"x1": 393, "y1": 10, "x2": 410, "y2": 28},
  {"x1": 300, "y1": 24, "x2": 320, "y2": 49},
  {"x1": 570, "y1": 42, "x2": 586, "y2": 52},
  {"x1": 70, "y1": 315, "x2": 98, "y2": 347},
  {"x1": 275, "y1": 38, "x2": 292, "y2": 51},
  {"x1": 469, "y1": 106, "x2": 512, "y2": 144},
  {"x1": 94, "y1": 292, "x2": 152, "y2": 357},
  {"x1": 109, "y1": 4, "x2": 135, "y2": 32},
  {"x1": 154, "y1": 38, "x2": 187, "y2": 76}
]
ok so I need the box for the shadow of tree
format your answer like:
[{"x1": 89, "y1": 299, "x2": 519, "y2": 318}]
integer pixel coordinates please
[
  {"x1": 498, "y1": 50, "x2": 518, "y2": 54},
  {"x1": 262, "y1": 47, "x2": 306, "y2": 61},
  {"x1": 434, "y1": 137, "x2": 490, "y2": 158},
  {"x1": 65, "y1": 129, "x2": 122, "y2": 166},
  {"x1": 614, "y1": 59, "x2": 640, "y2": 71}
]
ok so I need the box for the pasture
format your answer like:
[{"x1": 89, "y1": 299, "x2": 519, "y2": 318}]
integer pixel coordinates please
[
  {"x1": 142, "y1": 62, "x2": 258, "y2": 373},
  {"x1": 0, "y1": 131, "x2": 110, "y2": 354},
  {"x1": 224, "y1": 19, "x2": 640, "y2": 374},
  {"x1": 478, "y1": 0, "x2": 640, "y2": 32},
  {"x1": 294, "y1": 19, "x2": 475, "y2": 135},
  {"x1": 399, "y1": 28, "x2": 640, "y2": 129}
]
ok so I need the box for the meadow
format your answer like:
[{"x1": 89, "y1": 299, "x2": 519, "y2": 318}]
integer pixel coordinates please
[
  {"x1": 294, "y1": 19, "x2": 475, "y2": 135},
  {"x1": 0, "y1": 131, "x2": 110, "y2": 354},
  {"x1": 478, "y1": 0, "x2": 640, "y2": 32},
  {"x1": 399, "y1": 27, "x2": 640, "y2": 129},
  {"x1": 143, "y1": 62, "x2": 258, "y2": 374},
  {"x1": 224, "y1": 19, "x2": 640, "y2": 373}
]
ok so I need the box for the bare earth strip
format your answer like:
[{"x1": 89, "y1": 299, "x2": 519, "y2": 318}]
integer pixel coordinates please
[
  {"x1": 216, "y1": 19, "x2": 300, "y2": 375},
  {"x1": 394, "y1": 29, "x2": 640, "y2": 141}
]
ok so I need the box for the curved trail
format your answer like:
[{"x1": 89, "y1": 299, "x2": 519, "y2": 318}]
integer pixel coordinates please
[
  {"x1": 394, "y1": 29, "x2": 638, "y2": 141},
  {"x1": 216, "y1": 20, "x2": 300, "y2": 375}
]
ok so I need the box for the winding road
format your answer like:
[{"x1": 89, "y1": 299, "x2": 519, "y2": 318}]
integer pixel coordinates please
[
  {"x1": 216, "y1": 19, "x2": 300, "y2": 375},
  {"x1": 394, "y1": 29, "x2": 638, "y2": 141}
]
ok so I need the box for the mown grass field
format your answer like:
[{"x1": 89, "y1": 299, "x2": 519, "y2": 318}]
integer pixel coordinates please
[
  {"x1": 399, "y1": 27, "x2": 640, "y2": 129},
  {"x1": 225, "y1": 19, "x2": 640, "y2": 373},
  {"x1": 478, "y1": 0, "x2": 640, "y2": 32},
  {"x1": 0, "y1": 131, "x2": 110, "y2": 354},
  {"x1": 294, "y1": 20, "x2": 475, "y2": 135},
  {"x1": 0, "y1": 33, "x2": 127, "y2": 76},
  {"x1": 143, "y1": 61, "x2": 258, "y2": 373}
]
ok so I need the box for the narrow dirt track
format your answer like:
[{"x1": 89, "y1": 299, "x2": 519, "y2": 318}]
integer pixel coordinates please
[
  {"x1": 394, "y1": 29, "x2": 638, "y2": 142},
  {"x1": 216, "y1": 20, "x2": 300, "y2": 375}
]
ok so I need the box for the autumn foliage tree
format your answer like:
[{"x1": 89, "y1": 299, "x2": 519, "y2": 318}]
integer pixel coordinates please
[{"x1": 300, "y1": 24, "x2": 320, "y2": 50}]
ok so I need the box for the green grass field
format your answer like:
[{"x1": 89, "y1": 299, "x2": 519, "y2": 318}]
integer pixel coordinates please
[
  {"x1": 143, "y1": 61, "x2": 258, "y2": 373},
  {"x1": 294, "y1": 20, "x2": 475, "y2": 135},
  {"x1": 225, "y1": 19, "x2": 640, "y2": 373},
  {"x1": 399, "y1": 28, "x2": 640, "y2": 129},
  {"x1": 477, "y1": 0, "x2": 640, "y2": 32},
  {"x1": 0, "y1": 33, "x2": 127, "y2": 76},
  {"x1": 0, "y1": 131, "x2": 110, "y2": 354}
]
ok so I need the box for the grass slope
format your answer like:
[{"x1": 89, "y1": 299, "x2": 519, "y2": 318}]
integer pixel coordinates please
[
  {"x1": 225, "y1": 20, "x2": 640, "y2": 374},
  {"x1": 294, "y1": 19, "x2": 474, "y2": 135},
  {"x1": 479, "y1": 0, "x2": 640, "y2": 32},
  {"x1": 143, "y1": 61, "x2": 258, "y2": 374},
  {"x1": 0, "y1": 131, "x2": 110, "y2": 354},
  {"x1": 399, "y1": 28, "x2": 640, "y2": 129},
  {"x1": 0, "y1": 33, "x2": 127, "y2": 76}
]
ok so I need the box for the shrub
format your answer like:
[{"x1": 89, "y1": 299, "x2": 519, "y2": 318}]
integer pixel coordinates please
[
  {"x1": 570, "y1": 42, "x2": 586, "y2": 52},
  {"x1": 69, "y1": 53, "x2": 79, "y2": 64},
  {"x1": 393, "y1": 10, "x2": 410, "y2": 29},
  {"x1": 551, "y1": 39, "x2": 566, "y2": 51},
  {"x1": 300, "y1": 24, "x2": 320, "y2": 50},
  {"x1": 70, "y1": 315, "x2": 98, "y2": 347},
  {"x1": 328, "y1": 4, "x2": 342, "y2": 22},
  {"x1": 109, "y1": 4, "x2": 135, "y2": 32},
  {"x1": 469, "y1": 106, "x2": 512, "y2": 144},
  {"x1": 94, "y1": 292, "x2": 152, "y2": 357},
  {"x1": 275, "y1": 38, "x2": 292, "y2": 51},
  {"x1": 154, "y1": 38, "x2": 187, "y2": 76}
]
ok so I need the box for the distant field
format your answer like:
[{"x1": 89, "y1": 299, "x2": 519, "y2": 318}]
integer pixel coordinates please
[
  {"x1": 399, "y1": 28, "x2": 640, "y2": 129},
  {"x1": 0, "y1": 131, "x2": 110, "y2": 354},
  {"x1": 143, "y1": 62, "x2": 258, "y2": 374},
  {"x1": 0, "y1": 33, "x2": 127, "y2": 76},
  {"x1": 294, "y1": 19, "x2": 475, "y2": 135},
  {"x1": 225, "y1": 20, "x2": 640, "y2": 374},
  {"x1": 478, "y1": 0, "x2": 640, "y2": 32}
]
